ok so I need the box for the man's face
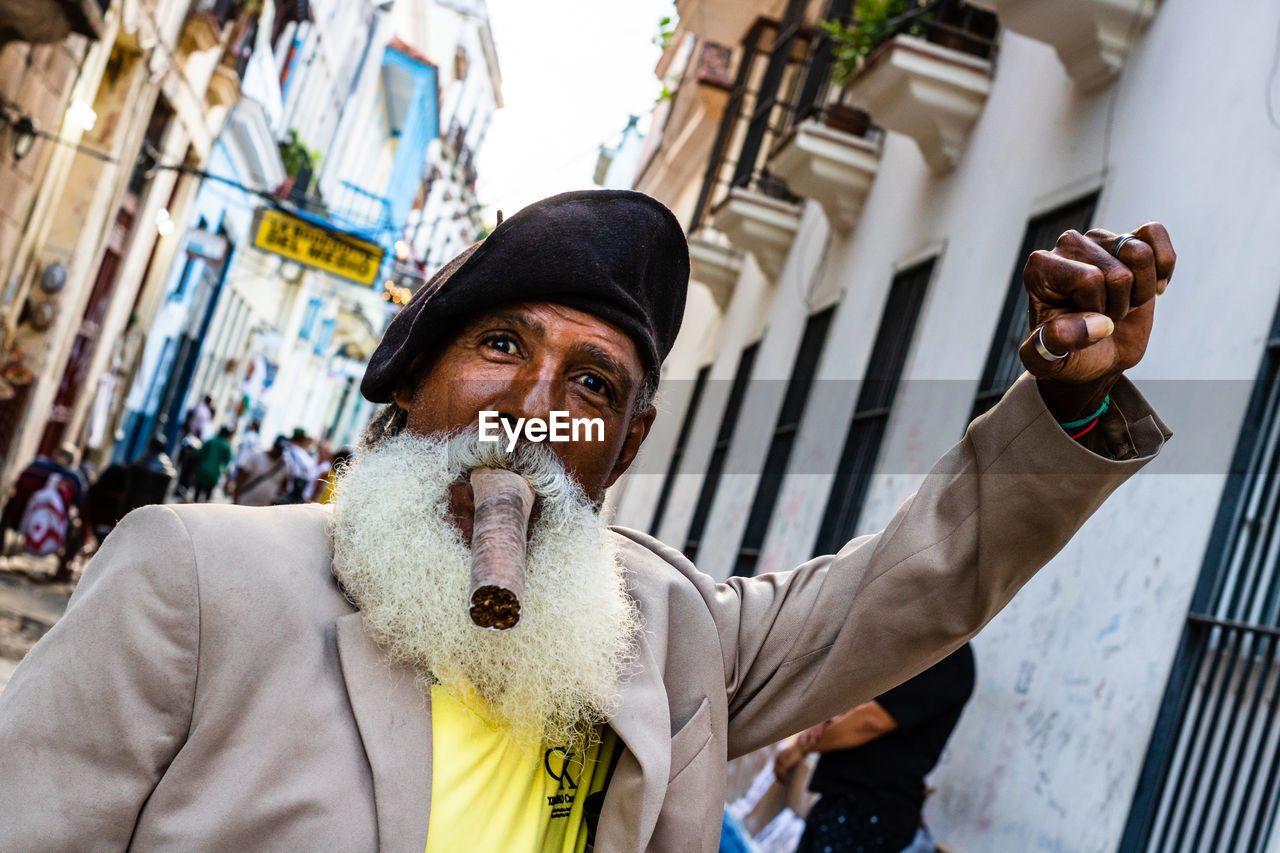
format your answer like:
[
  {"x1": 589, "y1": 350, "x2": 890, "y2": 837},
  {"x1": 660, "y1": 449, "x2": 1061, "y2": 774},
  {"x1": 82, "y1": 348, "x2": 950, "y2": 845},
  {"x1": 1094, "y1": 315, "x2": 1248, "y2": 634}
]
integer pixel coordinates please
[{"x1": 394, "y1": 300, "x2": 655, "y2": 530}]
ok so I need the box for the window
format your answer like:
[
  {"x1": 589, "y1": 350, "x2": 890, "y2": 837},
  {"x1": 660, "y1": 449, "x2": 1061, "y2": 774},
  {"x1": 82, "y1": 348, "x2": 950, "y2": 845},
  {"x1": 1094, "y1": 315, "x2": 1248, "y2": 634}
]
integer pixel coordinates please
[
  {"x1": 649, "y1": 366, "x2": 712, "y2": 535},
  {"x1": 1121, "y1": 303, "x2": 1280, "y2": 852},
  {"x1": 813, "y1": 259, "x2": 933, "y2": 556},
  {"x1": 970, "y1": 193, "x2": 1099, "y2": 420},
  {"x1": 298, "y1": 297, "x2": 322, "y2": 341},
  {"x1": 734, "y1": 307, "x2": 835, "y2": 577},
  {"x1": 685, "y1": 344, "x2": 760, "y2": 563}
]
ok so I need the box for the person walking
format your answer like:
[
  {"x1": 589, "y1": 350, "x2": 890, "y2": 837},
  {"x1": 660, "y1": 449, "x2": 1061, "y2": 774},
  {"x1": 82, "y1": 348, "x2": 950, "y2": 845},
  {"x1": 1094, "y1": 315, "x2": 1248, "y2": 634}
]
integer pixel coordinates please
[
  {"x1": 233, "y1": 436, "x2": 293, "y2": 507},
  {"x1": 192, "y1": 427, "x2": 234, "y2": 503},
  {"x1": 774, "y1": 645, "x2": 976, "y2": 853}
]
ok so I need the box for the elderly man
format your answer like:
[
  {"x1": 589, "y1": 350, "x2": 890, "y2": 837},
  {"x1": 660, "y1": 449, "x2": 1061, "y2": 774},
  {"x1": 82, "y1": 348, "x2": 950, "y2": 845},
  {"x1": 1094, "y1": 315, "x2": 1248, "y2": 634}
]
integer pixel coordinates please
[{"x1": 0, "y1": 190, "x2": 1173, "y2": 851}]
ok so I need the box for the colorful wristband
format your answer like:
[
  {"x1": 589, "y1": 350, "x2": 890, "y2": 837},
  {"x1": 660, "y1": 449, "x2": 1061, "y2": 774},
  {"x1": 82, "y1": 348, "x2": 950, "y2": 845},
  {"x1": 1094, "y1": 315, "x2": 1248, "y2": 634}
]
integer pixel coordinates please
[{"x1": 1057, "y1": 395, "x2": 1110, "y2": 430}]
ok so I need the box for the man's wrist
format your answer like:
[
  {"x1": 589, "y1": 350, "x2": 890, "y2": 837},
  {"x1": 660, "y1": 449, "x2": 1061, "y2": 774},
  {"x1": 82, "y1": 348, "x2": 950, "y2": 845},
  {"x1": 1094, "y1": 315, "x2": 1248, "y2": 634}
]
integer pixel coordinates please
[{"x1": 1036, "y1": 375, "x2": 1120, "y2": 430}]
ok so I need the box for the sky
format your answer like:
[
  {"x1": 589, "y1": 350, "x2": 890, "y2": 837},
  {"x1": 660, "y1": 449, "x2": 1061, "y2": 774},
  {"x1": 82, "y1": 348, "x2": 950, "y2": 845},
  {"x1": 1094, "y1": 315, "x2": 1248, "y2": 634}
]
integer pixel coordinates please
[{"x1": 474, "y1": 0, "x2": 676, "y2": 222}]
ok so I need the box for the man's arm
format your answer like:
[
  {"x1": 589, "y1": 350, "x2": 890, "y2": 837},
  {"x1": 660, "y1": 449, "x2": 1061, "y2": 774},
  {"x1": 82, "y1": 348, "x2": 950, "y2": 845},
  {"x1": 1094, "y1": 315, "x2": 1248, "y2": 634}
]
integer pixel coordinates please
[
  {"x1": 647, "y1": 224, "x2": 1177, "y2": 759},
  {"x1": 0, "y1": 505, "x2": 198, "y2": 850}
]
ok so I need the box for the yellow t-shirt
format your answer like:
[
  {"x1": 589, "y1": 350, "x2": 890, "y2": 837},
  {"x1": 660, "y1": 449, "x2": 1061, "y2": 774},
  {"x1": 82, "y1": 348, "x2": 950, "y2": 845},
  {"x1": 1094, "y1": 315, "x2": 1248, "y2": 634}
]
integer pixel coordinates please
[{"x1": 425, "y1": 685, "x2": 617, "y2": 853}]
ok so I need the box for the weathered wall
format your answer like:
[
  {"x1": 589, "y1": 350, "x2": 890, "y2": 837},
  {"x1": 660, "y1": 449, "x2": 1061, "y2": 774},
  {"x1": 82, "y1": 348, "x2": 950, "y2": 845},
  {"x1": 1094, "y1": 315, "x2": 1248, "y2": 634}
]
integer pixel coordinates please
[{"x1": 616, "y1": 0, "x2": 1280, "y2": 847}]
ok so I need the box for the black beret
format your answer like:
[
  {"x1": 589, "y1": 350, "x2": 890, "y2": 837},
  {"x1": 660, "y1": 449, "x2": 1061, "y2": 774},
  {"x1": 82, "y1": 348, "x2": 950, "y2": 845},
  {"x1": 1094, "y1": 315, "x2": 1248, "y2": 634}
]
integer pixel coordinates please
[{"x1": 361, "y1": 189, "x2": 690, "y2": 404}]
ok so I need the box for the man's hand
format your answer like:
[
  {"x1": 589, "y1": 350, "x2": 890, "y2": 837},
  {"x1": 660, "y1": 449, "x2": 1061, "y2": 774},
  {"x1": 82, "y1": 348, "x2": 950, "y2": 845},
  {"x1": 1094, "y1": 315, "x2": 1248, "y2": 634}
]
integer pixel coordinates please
[
  {"x1": 773, "y1": 740, "x2": 807, "y2": 785},
  {"x1": 1018, "y1": 223, "x2": 1176, "y2": 422}
]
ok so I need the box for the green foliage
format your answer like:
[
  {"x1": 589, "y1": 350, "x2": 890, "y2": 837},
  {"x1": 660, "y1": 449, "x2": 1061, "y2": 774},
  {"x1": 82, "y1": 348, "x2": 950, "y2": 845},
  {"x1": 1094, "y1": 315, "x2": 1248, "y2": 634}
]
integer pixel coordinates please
[
  {"x1": 652, "y1": 15, "x2": 678, "y2": 50},
  {"x1": 822, "y1": 0, "x2": 916, "y2": 87},
  {"x1": 278, "y1": 128, "x2": 321, "y2": 179},
  {"x1": 656, "y1": 81, "x2": 676, "y2": 104}
]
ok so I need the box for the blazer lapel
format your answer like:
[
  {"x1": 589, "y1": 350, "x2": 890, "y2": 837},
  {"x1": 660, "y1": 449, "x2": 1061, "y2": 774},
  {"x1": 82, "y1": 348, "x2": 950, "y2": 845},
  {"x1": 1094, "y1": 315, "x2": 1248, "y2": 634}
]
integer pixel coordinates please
[
  {"x1": 595, "y1": 629, "x2": 670, "y2": 853},
  {"x1": 335, "y1": 612, "x2": 433, "y2": 853}
]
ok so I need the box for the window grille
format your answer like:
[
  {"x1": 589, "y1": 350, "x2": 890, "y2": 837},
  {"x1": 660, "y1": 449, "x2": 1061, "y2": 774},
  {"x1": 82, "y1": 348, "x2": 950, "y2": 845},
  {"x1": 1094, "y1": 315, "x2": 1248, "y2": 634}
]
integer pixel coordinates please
[
  {"x1": 1121, "y1": 306, "x2": 1280, "y2": 853},
  {"x1": 649, "y1": 366, "x2": 712, "y2": 535},
  {"x1": 685, "y1": 344, "x2": 760, "y2": 563},
  {"x1": 733, "y1": 308, "x2": 835, "y2": 577},
  {"x1": 813, "y1": 259, "x2": 933, "y2": 556}
]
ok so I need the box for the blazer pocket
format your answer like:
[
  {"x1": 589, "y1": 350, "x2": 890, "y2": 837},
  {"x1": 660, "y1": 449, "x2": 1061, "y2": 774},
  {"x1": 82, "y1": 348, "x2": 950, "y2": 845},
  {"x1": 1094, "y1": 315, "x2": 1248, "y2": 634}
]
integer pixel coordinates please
[{"x1": 668, "y1": 697, "x2": 712, "y2": 782}]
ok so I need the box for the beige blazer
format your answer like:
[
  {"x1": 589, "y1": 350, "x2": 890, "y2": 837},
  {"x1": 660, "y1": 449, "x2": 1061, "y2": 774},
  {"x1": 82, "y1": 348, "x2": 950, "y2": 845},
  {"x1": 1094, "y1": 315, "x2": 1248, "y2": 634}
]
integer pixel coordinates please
[{"x1": 0, "y1": 376, "x2": 1168, "y2": 852}]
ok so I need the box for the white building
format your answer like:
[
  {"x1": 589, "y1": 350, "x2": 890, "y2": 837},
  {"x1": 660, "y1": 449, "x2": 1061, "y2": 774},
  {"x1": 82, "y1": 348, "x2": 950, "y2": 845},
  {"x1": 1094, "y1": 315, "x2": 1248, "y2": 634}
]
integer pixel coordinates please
[
  {"x1": 614, "y1": 0, "x2": 1280, "y2": 850},
  {"x1": 393, "y1": 0, "x2": 503, "y2": 281}
]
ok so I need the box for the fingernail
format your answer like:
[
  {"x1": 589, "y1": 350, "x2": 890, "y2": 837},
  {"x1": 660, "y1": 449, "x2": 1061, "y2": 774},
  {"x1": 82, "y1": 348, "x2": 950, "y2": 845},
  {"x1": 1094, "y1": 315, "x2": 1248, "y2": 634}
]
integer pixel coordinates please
[{"x1": 1085, "y1": 314, "x2": 1115, "y2": 341}]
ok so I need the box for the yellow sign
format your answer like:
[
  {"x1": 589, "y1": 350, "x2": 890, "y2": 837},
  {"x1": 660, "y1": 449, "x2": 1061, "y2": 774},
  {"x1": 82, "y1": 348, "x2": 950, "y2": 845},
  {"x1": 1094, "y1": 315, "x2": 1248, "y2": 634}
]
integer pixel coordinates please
[{"x1": 251, "y1": 208, "x2": 385, "y2": 287}]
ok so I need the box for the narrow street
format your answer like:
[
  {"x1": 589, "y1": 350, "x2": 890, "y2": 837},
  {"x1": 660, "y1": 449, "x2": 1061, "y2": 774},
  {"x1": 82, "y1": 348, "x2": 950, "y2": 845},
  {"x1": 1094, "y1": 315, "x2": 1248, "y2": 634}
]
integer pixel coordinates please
[{"x1": 0, "y1": 561, "x2": 74, "y2": 693}]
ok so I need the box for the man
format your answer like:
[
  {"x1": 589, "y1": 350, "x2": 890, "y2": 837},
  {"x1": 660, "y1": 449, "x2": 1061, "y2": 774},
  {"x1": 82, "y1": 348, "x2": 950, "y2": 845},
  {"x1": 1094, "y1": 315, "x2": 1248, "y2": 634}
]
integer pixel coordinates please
[
  {"x1": 192, "y1": 426, "x2": 234, "y2": 503},
  {"x1": 773, "y1": 645, "x2": 975, "y2": 853},
  {"x1": 0, "y1": 190, "x2": 1174, "y2": 851},
  {"x1": 232, "y1": 434, "x2": 293, "y2": 507},
  {"x1": 280, "y1": 427, "x2": 316, "y2": 503},
  {"x1": 122, "y1": 437, "x2": 177, "y2": 513}
]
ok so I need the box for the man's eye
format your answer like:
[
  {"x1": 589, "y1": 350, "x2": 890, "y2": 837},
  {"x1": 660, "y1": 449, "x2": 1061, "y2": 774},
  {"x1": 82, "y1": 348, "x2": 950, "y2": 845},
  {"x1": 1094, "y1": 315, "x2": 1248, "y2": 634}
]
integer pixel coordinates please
[
  {"x1": 484, "y1": 335, "x2": 519, "y2": 355},
  {"x1": 576, "y1": 373, "x2": 612, "y2": 397}
]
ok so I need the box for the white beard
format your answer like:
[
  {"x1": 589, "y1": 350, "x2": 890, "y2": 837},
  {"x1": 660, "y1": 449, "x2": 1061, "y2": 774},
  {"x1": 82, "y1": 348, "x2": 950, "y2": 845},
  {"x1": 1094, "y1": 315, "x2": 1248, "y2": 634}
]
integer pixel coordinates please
[{"x1": 330, "y1": 430, "x2": 639, "y2": 746}]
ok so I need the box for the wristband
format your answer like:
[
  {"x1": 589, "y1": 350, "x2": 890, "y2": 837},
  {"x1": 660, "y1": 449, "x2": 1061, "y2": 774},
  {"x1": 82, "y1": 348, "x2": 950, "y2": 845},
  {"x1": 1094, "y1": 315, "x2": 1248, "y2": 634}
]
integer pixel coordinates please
[{"x1": 1057, "y1": 395, "x2": 1110, "y2": 430}]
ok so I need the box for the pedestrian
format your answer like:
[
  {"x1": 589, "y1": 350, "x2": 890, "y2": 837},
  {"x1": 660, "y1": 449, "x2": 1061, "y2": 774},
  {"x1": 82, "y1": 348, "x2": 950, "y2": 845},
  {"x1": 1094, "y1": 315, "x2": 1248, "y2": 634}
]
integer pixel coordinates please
[
  {"x1": 276, "y1": 428, "x2": 314, "y2": 504},
  {"x1": 122, "y1": 438, "x2": 177, "y2": 513},
  {"x1": 184, "y1": 395, "x2": 215, "y2": 441},
  {"x1": 774, "y1": 645, "x2": 976, "y2": 853},
  {"x1": 192, "y1": 427, "x2": 234, "y2": 503},
  {"x1": 1, "y1": 445, "x2": 84, "y2": 542},
  {"x1": 231, "y1": 419, "x2": 261, "y2": 477},
  {"x1": 0, "y1": 191, "x2": 1174, "y2": 850},
  {"x1": 232, "y1": 435, "x2": 292, "y2": 507}
]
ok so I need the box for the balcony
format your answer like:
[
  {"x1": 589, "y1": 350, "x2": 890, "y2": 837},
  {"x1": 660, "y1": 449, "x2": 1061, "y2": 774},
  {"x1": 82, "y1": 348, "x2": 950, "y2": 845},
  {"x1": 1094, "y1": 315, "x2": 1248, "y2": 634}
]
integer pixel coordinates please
[
  {"x1": 675, "y1": 0, "x2": 787, "y2": 46},
  {"x1": 768, "y1": 106, "x2": 882, "y2": 233},
  {"x1": 845, "y1": 33, "x2": 992, "y2": 173},
  {"x1": 688, "y1": 235, "x2": 744, "y2": 310},
  {"x1": 711, "y1": 187, "x2": 802, "y2": 281},
  {"x1": 0, "y1": 0, "x2": 107, "y2": 45},
  {"x1": 830, "y1": 1, "x2": 997, "y2": 174},
  {"x1": 966, "y1": 0, "x2": 1158, "y2": 90}
]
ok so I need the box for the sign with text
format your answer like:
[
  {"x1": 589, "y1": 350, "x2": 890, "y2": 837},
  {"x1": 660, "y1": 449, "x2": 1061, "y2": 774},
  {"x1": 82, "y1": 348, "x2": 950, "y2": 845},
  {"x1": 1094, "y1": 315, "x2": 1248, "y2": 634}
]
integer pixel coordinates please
[{"x1": 250, "y1": 208, "x2": 384, "y2": 287}]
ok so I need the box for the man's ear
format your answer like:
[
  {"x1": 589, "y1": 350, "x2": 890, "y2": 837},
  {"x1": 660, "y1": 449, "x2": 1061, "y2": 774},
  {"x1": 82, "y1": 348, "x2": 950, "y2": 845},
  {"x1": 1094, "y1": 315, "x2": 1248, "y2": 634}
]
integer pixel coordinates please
[{"x1": 604, "y1": 404, "x2": 657, "y2": 489}]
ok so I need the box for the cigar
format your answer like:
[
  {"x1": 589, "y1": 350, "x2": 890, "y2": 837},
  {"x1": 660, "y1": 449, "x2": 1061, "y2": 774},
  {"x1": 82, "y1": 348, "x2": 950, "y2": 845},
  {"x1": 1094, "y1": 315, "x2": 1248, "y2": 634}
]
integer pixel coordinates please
[{"x1": 468, "y1": 467, "x2": 535, "y2": 630}]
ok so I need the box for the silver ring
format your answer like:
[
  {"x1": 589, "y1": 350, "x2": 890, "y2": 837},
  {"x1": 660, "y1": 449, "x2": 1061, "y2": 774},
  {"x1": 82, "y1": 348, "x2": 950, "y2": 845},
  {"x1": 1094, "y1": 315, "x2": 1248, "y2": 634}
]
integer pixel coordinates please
[
  {"x1": 1034, "y1": 325, "x2": 1067, "y2": 362},
  {"x1": 1110, "y1": 233, "x2": 1139, "y2": 259}
]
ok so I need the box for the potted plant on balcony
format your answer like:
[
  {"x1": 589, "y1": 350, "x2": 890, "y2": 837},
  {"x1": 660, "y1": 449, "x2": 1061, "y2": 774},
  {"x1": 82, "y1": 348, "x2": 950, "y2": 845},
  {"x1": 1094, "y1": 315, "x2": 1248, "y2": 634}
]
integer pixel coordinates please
[
  {"x1": 277, "y1": 129, "x2": 321, "y2": 198},
  {"x1": 822, "y1": 0, "x2": 997, "y2": 81}
]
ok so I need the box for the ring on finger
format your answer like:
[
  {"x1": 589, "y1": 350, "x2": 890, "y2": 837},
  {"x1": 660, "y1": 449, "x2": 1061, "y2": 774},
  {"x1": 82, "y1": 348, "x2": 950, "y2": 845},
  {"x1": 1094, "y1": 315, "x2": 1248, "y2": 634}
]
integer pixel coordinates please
[
  {"x1": 1110, "y1": 233, "x2": 1140, "y2": 259},
  {"x1": 1035, "y1": 325, "x2": 1067, "y2": 362}
]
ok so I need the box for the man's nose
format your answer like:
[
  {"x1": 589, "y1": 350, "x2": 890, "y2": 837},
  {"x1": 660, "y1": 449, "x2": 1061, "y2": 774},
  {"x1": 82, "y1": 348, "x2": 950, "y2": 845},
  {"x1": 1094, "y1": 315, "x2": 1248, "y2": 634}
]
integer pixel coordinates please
[{"x1": 490, "y1": 370, "x2": 564, "y2": 423}]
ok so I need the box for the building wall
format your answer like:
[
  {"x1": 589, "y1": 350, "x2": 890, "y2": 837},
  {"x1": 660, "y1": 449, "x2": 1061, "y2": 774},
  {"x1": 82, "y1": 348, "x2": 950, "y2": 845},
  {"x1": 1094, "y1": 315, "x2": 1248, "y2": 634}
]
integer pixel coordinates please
[{"x1": 616, "y1": 0, "x2": 1280, "y2": 848}]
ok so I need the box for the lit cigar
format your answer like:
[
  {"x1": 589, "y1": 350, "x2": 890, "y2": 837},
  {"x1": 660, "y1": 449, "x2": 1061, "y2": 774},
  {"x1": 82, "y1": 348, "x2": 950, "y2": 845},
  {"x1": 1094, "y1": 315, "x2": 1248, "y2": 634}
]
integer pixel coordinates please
[{"x1": 468, "y1": 467, "x2": 535, "y2": 630}]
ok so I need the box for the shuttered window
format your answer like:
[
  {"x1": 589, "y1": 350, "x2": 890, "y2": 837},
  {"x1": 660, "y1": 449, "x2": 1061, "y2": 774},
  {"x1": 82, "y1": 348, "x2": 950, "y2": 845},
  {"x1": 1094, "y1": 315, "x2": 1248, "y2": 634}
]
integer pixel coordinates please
[
  {"x1": 649, "y1": 366, "x2": 711, "y2": 535},
  {"x1": 813, "y1": 259, "x2": 933, "y2": 556},
  {"x1": 733, "y1": 308, "x2": 835, "y2": 577},
  {"x1": 684, "y1": 344, "x2": 759, "y2": 563},
  {"x1": 1122, "y1": 305, "x2": 1280, "y2": 853}
]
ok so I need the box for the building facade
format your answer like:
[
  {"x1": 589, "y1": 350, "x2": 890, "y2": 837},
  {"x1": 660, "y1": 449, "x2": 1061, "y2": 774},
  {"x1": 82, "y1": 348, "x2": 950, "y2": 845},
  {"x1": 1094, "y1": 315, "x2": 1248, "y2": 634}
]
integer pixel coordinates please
[
  {"x1": 614, "y1": 0, "x2": 1280, "y2": 850},
  {"x1": 0, "y1": 0, "x2": 244, "y2": 482},
  {"x1": 115, "y1": 0, "x2": 446, "y2": 461}
]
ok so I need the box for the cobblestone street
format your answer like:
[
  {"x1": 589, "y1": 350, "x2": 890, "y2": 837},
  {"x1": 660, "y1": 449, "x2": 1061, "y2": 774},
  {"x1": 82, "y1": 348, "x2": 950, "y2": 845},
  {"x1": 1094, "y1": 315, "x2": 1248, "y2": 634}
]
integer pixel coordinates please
[{"x1": 0, "y1": 560, "x2": 75, "y2": 694}]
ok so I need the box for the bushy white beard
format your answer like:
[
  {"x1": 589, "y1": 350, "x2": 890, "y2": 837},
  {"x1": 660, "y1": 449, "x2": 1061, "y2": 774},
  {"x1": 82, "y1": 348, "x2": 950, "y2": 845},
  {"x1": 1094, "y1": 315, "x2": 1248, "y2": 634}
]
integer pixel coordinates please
[{"x1": 330, "y1": 430, "x2": 639, "y2": 746}]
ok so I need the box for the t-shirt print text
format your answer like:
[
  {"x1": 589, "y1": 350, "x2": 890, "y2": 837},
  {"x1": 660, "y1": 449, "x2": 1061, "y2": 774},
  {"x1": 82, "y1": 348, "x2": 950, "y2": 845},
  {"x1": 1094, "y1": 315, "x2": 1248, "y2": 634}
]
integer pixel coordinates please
[{"x1": 544, "y1": 747, "x2": 583, "y2": 819}]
